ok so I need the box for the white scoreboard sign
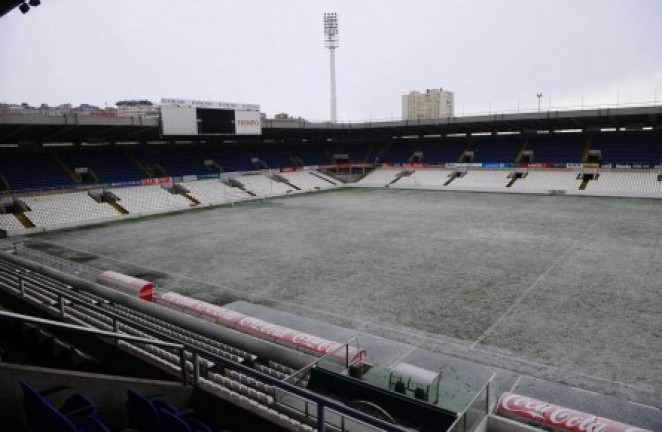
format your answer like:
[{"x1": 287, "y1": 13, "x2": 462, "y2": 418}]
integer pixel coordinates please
[{"x1": 160, "y1": 98, "x2": 262, "y2": 136}]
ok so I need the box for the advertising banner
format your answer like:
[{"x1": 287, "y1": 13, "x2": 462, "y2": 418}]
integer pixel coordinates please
[
  {"x1": 159, "y1": 292, "x2": 365, "y2": 363},
  {"x1": 445, "y1": 163, "x2": 483, "y2": 168},
  {"x1": 234, "y1": 110, "x2": 262, "y2": 135},
  {"x1": 522, "y1": 162, "x2": 553, "y2": 169},
  {"x1": 142, "y1": 177, "x2": 173, "y2": 186},
  {"x1": 97, "y1": 270, "x2": 153, "y2": 301},
  {"x1": 497, "y1": 392, "x2": 650, "y2": 432}
]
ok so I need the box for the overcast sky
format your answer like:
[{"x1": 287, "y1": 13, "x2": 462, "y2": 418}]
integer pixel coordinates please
[{"x1": 1, "y1": 0, "x2": 661, "y2": 121}]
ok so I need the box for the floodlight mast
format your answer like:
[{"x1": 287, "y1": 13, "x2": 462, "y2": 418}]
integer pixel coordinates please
[{"x1": 324, "y1": 12, "x2": 339, "y2": 123}]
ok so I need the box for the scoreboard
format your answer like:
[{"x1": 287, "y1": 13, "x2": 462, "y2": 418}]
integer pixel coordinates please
[{"x1": 160, "y1": 98, "x2": 262, "y2": 136}]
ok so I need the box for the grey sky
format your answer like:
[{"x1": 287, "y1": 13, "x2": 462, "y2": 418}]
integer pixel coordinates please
[{"x1": 1, "y1": 0, "x2": 661, "y2": 121}]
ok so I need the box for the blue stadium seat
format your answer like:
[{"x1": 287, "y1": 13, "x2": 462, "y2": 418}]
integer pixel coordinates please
[
  {"x1": 20, "y1": 379, "x2": 108, "y2": 432},
  {"x1": 127, "y1": 389, "x2": 211, "y2": 432},
  {"x1": 159, "y1": 408, "x2": 212, "y2": 432},
  {"x1": 126, "y1": 388, "x2": 161, "y2": 431}
]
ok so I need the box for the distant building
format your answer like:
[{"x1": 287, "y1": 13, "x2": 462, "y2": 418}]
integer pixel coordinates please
[
  {"x1": 402, "y1": 88, "x2": 454, "y2": 120},
  {"x1": 116, "y1": 100, "x2": 158, "y2": 117}
]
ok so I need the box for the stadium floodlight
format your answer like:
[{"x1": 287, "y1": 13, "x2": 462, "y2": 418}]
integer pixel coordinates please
[
  {"x1": 19, "y1": 2, "x2": 30, "y2": 13},
  {"x1": 28, "y1": 0, "x2": 40, "y2": 6},
  {"x1": 536, "y1": 93, "x2": 543, "y2": 113},
  {"x1": 324, "y1": 12, "x2": 339, "y2": 122}
]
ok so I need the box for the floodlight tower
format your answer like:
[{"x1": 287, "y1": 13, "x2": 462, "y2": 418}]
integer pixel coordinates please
[{"x1": 324, "y1": 12, "x2": 339, "y2": 122}]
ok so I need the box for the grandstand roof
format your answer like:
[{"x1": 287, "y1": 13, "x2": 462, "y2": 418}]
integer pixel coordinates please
[{"x1": 0, "y1": 105, "x2": 660, "y2": 145}]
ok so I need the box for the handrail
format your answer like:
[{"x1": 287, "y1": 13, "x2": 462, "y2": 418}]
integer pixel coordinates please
[
  {"x1": 0, "y1": 264, "x2": 410, "y2": 432},
  {"x1": 0, "y1": 309, "x2": 182, "y2": 349},
  {"x1": 283, "y1": 335, "x2": 359, "y2": 384},
  {"x1": 448, "y1": 370, "x2": 497, "y2": 432}
]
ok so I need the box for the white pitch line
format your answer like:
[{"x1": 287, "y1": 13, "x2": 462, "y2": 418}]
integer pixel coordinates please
[
  {"x1": 508, "y1": 374, "x2": 524, "y2": 392},
  {"x1": 388, "y1": 346, "x2": 418, "y2": 368},
  {"x1": 471, "y1": 208, "x2": 612, "y2": 348},
  {"x1": 34, "y1": 236, "x2": 651, "y2": 394}
]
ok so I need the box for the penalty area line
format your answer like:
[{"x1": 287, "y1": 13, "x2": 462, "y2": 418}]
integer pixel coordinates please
[{"x1": 471, "y1": 207, "x2": 612, "y2": 349}]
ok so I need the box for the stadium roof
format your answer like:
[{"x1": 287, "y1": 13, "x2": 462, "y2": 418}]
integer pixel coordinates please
[{"x1": 0, "y1": 105, "x2": 660, "y2": 145}]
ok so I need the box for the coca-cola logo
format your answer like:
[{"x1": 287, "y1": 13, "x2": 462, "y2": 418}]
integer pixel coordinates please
[{"x1": 498, "y1": 393, "x2": 649, "y2": 432}]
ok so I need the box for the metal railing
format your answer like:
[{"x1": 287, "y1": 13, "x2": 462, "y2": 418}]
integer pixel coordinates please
[
  {"x1": 448, "y1": 371, "x2": 497, "y2": 432},
  {"x1": 0, "y1": 265, "x2": 411, "y2": 432}
]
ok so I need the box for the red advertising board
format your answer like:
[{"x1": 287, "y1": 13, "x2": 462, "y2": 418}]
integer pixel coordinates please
[
  {"x1": 159, "y1": 292, "x2": 365, "y2": 363},
  {"x1": 497, "y1": 392, "x2": 650, "y2": 432},
  {"x1": 97, "y1": 270, "x2": 153, "y2": 301},
  {"x1": 401, "y1": 162, "x2": 425, "y2": 168},
  {"x1": 141, "y1": 177, "x2": 173, "y2": 186},
  {"x1": 521, "y1": 163, "x2": 553, "y2": 169},
  {"x1": 279, "y1": 167, "x2": 297, "y2": 173}
]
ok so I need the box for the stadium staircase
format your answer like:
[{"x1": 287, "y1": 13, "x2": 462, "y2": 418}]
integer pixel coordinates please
[
  {"x1": 515, "y1": 139, "x2": 529, "y2": 162},
  {"x1": 181, "y1": 192, "x2": 201, "y2": 205},
  {"x1": 386, "y1": 170, "x2": 413, "y2": 187},
  {"x1": 581, "y1": 138, "x2": 592, "y2": 163},
  {"x1": 459, "y1": 140, "x2": 474, "y2": 162},
  {"x1": 0, "y1": 174, "x2": 10, "y2": 192},
  {"x1": 109, "y1": 202, "x2": 129, "y2": 215},
  {"x1": 222, "y1": 178, "x2": 257, "y2": 197},
  {"x1": 578, "y1": 173, "x2": 598, "y2": 190},
  {"x1": 53, "y1": 154, "x2": 81, "y2": 184},
  {"x1": 309, "y1": 171, "x2": 338, "y2": 185},
  {"x1": 14, "y1": 213, "x2": 35, "y2": 229},
  {"x1": 270, "y1": 174, "x2": 301, "y2": 191},
  {"x1": 126, "y1": 150, "x2": 154, "y2": 178},
  {"x1": 443, "y1": 171, "x2": 463, "y2": 186}
]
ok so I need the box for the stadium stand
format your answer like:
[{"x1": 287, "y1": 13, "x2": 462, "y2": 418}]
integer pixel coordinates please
[
  {"x1": 278, "y1": 171, "x2": 338, "y2": 190},
  {"x1": 109, "y1": 185, "x2": 192, "y2": 215},
  {"x1": 59, "y1": 148, "x2": 145, "y2": 184},
  {"x1": 0, "y1": 213, "x2": 24, "y2": 234},
  {"x1": 21, "y1": 192, "x2": 119, "y2": 229},
  {"x1": 246, "y1": 145, "x2": 295, "y2": 169},
  {"x1": 525, "y1": 135, "x2": 586, "y2": 163},
  {"x1": 129, "y1": 146, "x2": 205, "y2": 177},
  {"x1": 0, "y1": 252, "x2": 399, "y2": 432},
  {"x1": 182, "y1": 179, "x2": 252, "y2": 205},
  {"x1": 392, "y1": 168, "x2": 455, "y2": 189},
  {"x1": 471, "y1": 137, "x2": 522, "y2": 163},
  {"x1": 288, "y1": 144, "x2": 331, "y2": 166},
  {"x1": 326, "y1": 142, "x2": 371, "y2": 163},
  {"x1": 450, "y1": 170, "x2": 511, "y2": 189},
  {"x1": 0, "y1": 152, "x2": 74, "y2": 191},
  {"x1": 354, "y1": 168, "x2": 400, "y2": 187},
  {"x1": 585, "y1": 171, "x2": 662, "y2": 194},
  {"x1": 592, "y1": 134, "x2": 662, "y2": 165},
  {"x1": 238, "y1": 173, "x2": 295, "y2": 195},
  {"x1": 507, "y1": 169, "x2": 583, "y2": 191},
  {"x1": 201, "y1": 146, "x2": 255, "y2": 173},
  {"x1": 419, "y1": 139, "x2": 467, "y2": 164},
  {"x1": 20, "y1": 379, "x2": 109, "y2": 432},
  {"x1": 377, "y1": 141, "x2": 418, "y2": 164}
]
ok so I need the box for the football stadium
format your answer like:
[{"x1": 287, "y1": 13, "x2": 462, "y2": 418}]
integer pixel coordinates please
[{"x1": 0, "y1": 2, "x2": 661, "y2": 432}]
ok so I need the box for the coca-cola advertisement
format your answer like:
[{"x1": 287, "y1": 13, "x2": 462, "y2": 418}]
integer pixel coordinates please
[
  {"x1": 157, "y1": 292, "x2": 365, "y2": 364},
  {"x1": 497, "y1": 392, "x2": 651, "y2": 432}
]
